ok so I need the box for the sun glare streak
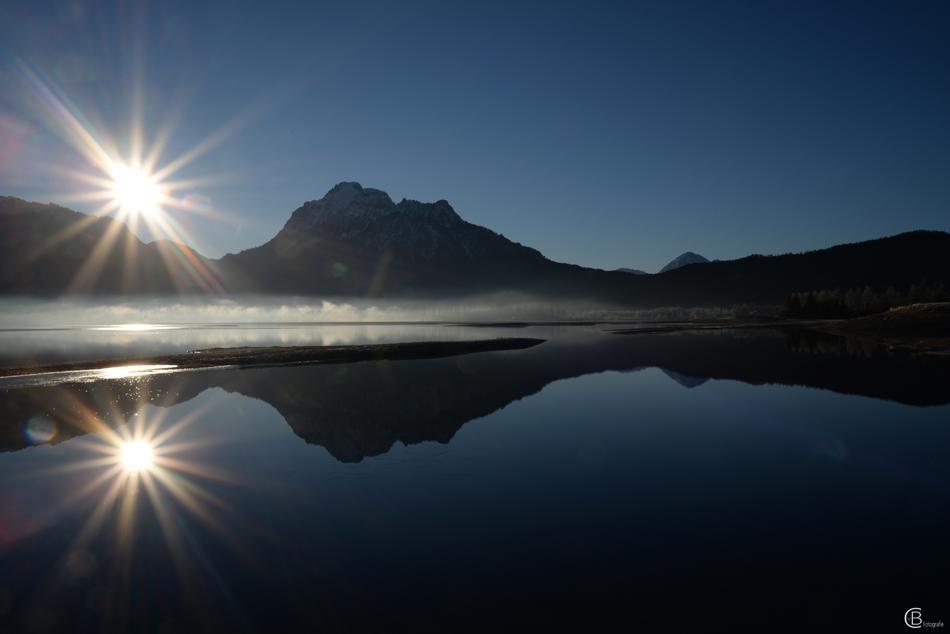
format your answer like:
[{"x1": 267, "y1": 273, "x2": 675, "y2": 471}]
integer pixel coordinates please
[{"x1": 16, "y1": 62, "x2": 116, "y2": 174}]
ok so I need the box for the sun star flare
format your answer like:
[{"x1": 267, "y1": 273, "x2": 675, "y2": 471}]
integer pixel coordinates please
[
  {"x1": 110, "y1": 163, "x2": 164, "y2": 218},
  {"x1": 119, "y1": 439, "x2": 155, "y2": 473}
]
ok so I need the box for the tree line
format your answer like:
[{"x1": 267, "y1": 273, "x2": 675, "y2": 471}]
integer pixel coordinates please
[{"x1": 784, "y1": 280, "x2": 950, "y2": 318}]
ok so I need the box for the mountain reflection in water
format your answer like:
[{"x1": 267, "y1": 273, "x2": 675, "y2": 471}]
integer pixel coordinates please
[{"x1": 1, "y1": 328, "x2": 947, "y2": 460}]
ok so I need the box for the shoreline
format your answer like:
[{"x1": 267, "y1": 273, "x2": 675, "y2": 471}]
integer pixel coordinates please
[
  {"x1": 0, "y1": 338, "x2": 546, "y2": 380},
  {"x1": 1, "y1": 302, "x2": 947, "y2": 382},
  {"x1": 605, "y1": 306, "x2": 950, "y2": 355}
]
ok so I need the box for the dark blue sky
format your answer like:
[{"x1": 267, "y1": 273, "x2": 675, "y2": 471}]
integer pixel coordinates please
[{"x1": 1, "y1": 0, "x2": 948, "y2": 271}]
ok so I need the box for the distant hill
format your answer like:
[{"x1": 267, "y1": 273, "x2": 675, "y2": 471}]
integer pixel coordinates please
[
  {"x1": 615, "y1": 267, "x2": 648, "y2": 275},
  {"x1": 0, "y1": 196, "x2": 215, "y2": 295},
  {"x1": 638, "y1": 232, "x2": 950, "y2": 306},
  {"x1": 659, "y1": 251, "x2": 709, "y2": 273},
  {"x1": 2, "y1": 187, "x2": 949, "y2": 307}
]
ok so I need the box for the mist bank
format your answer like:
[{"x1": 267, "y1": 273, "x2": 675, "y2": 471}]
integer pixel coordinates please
[{"x1": 0, "y1": 294, "x2": 760, "y2": 329}]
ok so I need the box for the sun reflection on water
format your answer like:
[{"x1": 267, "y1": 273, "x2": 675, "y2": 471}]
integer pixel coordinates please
[
  {"x1": 91, "y1": 324, "x2": 180, "y2": 332},
  {"x1": 118, "y1": 440, "x2": 154, "y2": 473},
  {"x1": 96, "y1": 364, "x2": 178, "y2": 380},
  {"x1": 28, "y1": 402, "x2": 243, "y2": 614}
]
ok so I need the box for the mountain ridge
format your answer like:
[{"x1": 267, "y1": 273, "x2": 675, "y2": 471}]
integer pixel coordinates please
[{"x1": 2, "y1": 187, "x2": 949, "y2": 306}]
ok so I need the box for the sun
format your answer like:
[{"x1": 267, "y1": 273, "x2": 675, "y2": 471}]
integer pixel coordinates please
[
  {"x1": 110, "y1": 163, "x2": 163, "y2": 217},
  {"x1": 119, "y1": 440, "x2": 155, "y2": 473}
]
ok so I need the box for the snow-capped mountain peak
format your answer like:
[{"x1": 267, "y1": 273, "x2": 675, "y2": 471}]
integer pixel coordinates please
[
  {"x1": 286, "y1": 182, "x2": 394, "y2": 232},
  {"x1": 659, "y1": 251, "x2": 709, "y2": 273},
  {"x1": 271, "y1": 182, "x2": 540, "y2": 266}
]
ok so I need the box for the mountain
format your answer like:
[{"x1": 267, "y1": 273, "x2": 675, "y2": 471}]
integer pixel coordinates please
[
  {"x1": 659, "y1": 251, "x2": 709, "y2": 273},
  {"x1": 660, "y1": 369, "x2": 709, "y2": 389},
  {"x1": 216, "y1": 181, "x2": 560, "y2": 295},
  {"x1": 615, "y1": 267, "x2": 648, "y2": 275},
  {"x1": 2, "y1": 186, "x2": 950, "y2": 306}
]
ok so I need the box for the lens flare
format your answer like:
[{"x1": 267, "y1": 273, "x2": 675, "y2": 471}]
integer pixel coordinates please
[
  {"x1": 14, "y1": 61, "x2": 229, "y2": 295},
  {"x1": 119, "y1": 440, "x2": 154, "y2": 472}
]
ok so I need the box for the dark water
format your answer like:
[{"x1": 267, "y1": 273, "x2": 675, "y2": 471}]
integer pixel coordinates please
[{"x1": 0, "y1": 327, "x2": 948, "y2": 632}]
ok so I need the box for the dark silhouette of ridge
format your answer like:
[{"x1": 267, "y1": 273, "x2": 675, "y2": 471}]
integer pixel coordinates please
[
  {"x1": 615, "y1": 267, "x2": 648, "y2": 275},
  {"x1": 2, "y1": 188, "x2": 949, "y2": 305},
  {"x1": 0, "y1": 196, "x2": 214, "y2": 295}
]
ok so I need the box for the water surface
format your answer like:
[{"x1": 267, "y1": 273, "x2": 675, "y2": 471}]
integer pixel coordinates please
[{"x1": 0, "y1": 326, "x2": 947, "y2": 632}]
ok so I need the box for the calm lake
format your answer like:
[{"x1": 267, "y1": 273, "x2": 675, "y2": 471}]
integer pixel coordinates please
[{"x1": 0, "y1": 322, "x2": 947, "y2": 632}]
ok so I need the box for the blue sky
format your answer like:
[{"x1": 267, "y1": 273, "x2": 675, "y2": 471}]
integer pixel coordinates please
[{"x1": 1, "y1": 0, "x2": 948, "y2": 272}]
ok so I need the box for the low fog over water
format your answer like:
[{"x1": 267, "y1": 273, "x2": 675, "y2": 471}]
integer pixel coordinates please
[
  {"x1": 0, "y1": 295, "x2": 633, "y2": 367},
  {"x1": 0, "y1": 294, "x2": 621, "y2": 328},
  {"x1": 0, "y1": 296, "x2": 746, "y2": 368}
]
